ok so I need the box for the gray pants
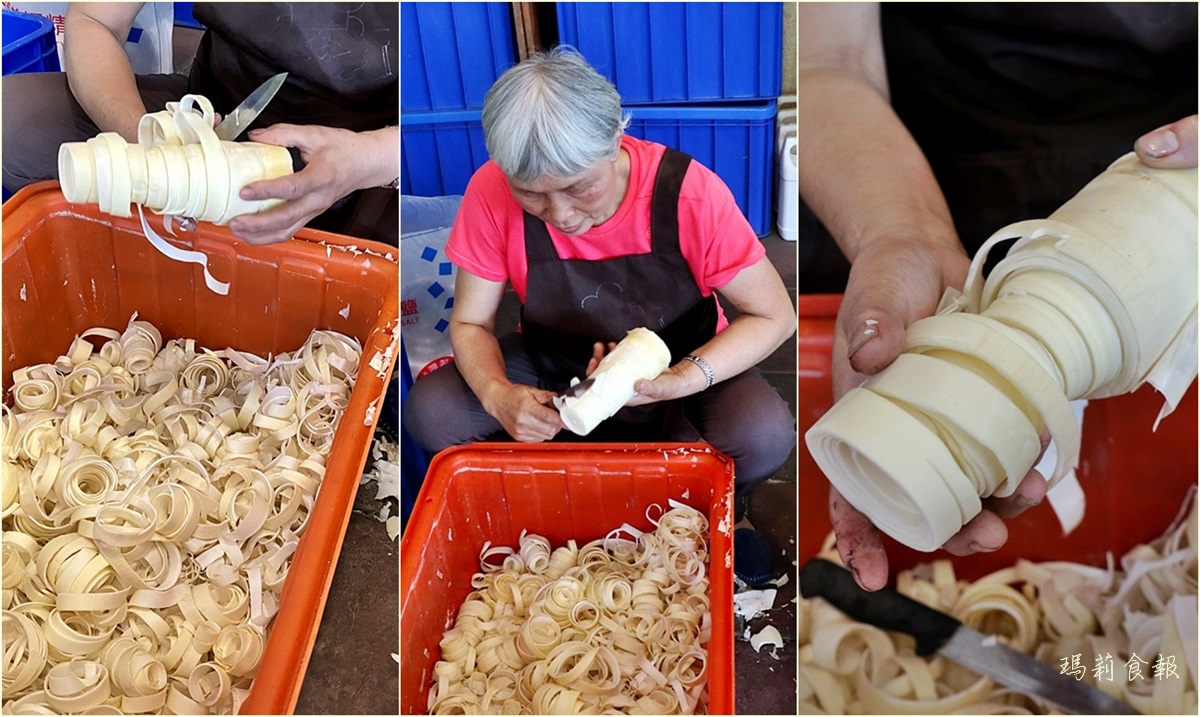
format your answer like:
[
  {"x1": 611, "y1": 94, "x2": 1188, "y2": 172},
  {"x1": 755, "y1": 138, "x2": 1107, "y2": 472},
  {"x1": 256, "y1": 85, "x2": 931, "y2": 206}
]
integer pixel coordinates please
[
  {"x1": 403, "y1": 333, "x2": 796, "y2": 494},
  {"x1": 2, "y1": 71, "x2": 397, "y2": 245}
]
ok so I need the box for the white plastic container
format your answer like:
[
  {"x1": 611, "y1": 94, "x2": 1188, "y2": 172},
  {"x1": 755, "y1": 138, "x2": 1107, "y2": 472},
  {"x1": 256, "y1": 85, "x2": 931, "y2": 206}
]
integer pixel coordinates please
[{"x1": 775, "y1": 95, "x2": 798, "y2": 241}]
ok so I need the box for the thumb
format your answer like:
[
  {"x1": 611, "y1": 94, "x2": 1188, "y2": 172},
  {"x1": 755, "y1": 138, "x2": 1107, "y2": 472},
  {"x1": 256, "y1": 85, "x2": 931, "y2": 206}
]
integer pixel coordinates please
[
  {"x1": 841, "y1": 303, "x2": 907, "y2": 377},
  {"x1": 1135, "y1": 115, "x2": 1198, "y2": 169}
]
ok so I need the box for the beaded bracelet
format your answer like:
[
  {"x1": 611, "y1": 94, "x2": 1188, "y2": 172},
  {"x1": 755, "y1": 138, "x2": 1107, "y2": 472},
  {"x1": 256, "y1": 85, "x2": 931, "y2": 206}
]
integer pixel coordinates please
[{"x1": 683, "y1": 354, "x2": 715, "y2": 390}]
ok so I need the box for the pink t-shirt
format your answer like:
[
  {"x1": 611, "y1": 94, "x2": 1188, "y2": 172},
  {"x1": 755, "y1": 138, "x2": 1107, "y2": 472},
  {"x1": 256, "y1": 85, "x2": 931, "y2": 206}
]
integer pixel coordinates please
[{"x1": 446, "y1": 136, "x2": 764, "y2": 331}]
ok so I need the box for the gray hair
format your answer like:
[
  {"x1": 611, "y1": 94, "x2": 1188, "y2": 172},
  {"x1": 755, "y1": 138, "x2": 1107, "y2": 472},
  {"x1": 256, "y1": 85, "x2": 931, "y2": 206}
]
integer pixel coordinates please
[{"x1": 482, "y1": 46, "x2": 630, "y2": 183}]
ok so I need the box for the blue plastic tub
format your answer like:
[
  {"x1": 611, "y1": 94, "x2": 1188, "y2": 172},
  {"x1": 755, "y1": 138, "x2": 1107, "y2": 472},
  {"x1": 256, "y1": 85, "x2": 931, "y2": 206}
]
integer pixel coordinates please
[
  {"x1": 401, "y1": 1, "x2": 517, "y2": 112},
  {"x1": 2, "y1": 9, "x2": 60, "y2": 75},
  {"x1": 173, "y1": 1, "x2": 203, "y2": 29},
  {"x1": 627, "y1": 101, "x2": 776, "y2": 237},
  {"x1": 400, "y1": 101, "x2": 777, "y2": 236},
  {"x1": 557, "y1": 2, "x2": 783, "y2": 105},
  {"x1": 400, "y1": 108, "x2": 489, "y2": 197}
]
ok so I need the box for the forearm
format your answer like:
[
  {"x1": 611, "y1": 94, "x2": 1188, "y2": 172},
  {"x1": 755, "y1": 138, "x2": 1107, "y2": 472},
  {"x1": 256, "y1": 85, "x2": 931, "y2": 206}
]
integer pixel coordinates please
[
  {"x1": 449, "y1": 320, "x2": 511, "y2": 413},
  {"x1": 679, "y1": 310, "x2": 795, "y2": 391},
  {"x1": 358, "y1": 126, "x2": 399, "y2": 189},
  {"x1": 64, "y1": 5, "x2": 145, "y2": 142},
  {"x1": 797, "y1": 67, "x2": 965, "y2": 269}
]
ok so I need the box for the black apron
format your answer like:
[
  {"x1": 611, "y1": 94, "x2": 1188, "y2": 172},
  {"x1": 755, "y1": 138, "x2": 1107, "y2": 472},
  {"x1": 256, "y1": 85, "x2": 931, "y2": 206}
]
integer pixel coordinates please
[
  {"x1": 881, "y1": 3, "x2": 1198, "y2": 253},
  {"x1": 878, "y1": 2, "x2": 1195, "y2": 254},
  {"x1": 520, "y1": 148, "x2": 718, "y2": 427},
  {"x1": 189, "y1": 3, "x2": 399, "y2": 244},
  {"x1": 191, "y1": 2, "x2": 397, "y2": 133}
]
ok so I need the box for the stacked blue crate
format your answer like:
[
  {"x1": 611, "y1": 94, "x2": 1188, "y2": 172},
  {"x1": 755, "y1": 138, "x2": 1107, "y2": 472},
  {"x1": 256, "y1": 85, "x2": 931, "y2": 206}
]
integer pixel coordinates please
[
  {"x1": 3, "y1": 9, "x2": 61, "y2": 202},
  {"x1": 400, "y1": 2, "x2": 784, "y2": 235},
  {"x1": 558, "y1": 2, "x2": 783, "y2": 236},
  {"x1": 557, "y1": 2, "x2": 782, "y2": 106},
  {"x1": 399, "y1": 2, "x2": 516, "y2": 197}
]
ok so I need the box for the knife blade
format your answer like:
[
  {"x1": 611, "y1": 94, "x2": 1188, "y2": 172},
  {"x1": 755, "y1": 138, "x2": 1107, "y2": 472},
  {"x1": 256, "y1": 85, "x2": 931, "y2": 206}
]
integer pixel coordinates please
[
  {"x1": 557, "y1": 378, "x2": 595, "y2": 399},
  {"x1": 799, "y1": 558, "x2": 1140, "y2": 715},
  {"x1": 214, "y1": 72, "x2": 288, "y2": 141}
]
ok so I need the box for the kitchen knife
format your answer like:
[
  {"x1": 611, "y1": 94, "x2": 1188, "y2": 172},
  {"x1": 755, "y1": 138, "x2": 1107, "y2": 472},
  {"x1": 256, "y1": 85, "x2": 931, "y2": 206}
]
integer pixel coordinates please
[
  {"x1": 799, "y1": 558, "x2": 1140, "y2": 715},
  {"x1": 214, "y1": 72, "x2": 288, "y2": 141},
  {"x1": 557, "y1": 377, "x2": 595, "y2": 398}
]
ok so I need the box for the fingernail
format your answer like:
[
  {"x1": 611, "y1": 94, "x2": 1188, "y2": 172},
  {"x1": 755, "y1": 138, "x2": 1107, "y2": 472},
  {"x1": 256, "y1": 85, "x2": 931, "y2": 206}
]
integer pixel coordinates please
[
  {"x1": 847, "y1": 319, "x2": 880, "y2": 359},
  {"x1": 968, "y1": 541, "x2": 999, "y2": 553},
  {"x1": 1017, "y1": 495, "x2": 1042, "y2": 508},
  {"x1": 1138, "y1": 129, "x2": 1180, "y2": 158}
]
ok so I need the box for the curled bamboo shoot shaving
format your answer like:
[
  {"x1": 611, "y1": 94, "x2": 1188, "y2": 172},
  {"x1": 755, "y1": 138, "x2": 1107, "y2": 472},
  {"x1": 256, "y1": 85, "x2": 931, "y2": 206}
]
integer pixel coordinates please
[
  {"x1": 552, "y1": 328, "x2": 671, "y2": 436},
  {"x1": 798, "y1": 489, "x2": 1198, "y2": 714},
  {"x1": 1, "y1": 317, "x2": 361, "y2": 714},
  {"x1": 57, "y1": 95, "x2": 294, "y2": 296},
  {"x1": 807, "y1": 154, "x2": 1198, "y2": 550},
  {"x1": 429, "y1": 505, "x2": 712, "y2": 714}
]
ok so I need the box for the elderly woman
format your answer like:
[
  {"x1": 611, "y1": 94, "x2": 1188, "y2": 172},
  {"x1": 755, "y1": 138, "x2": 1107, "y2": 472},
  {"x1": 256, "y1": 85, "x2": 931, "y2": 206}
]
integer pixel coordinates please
[{"x1": 404, "y1": 48, "x2": 795, "y2": 564}]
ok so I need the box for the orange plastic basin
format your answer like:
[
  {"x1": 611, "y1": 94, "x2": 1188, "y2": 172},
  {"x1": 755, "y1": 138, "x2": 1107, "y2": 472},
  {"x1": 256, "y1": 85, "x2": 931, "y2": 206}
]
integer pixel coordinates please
[
  {"x1": 400, "y1": 442, "x2": 736, "y2": 715},
  {"x1": 799, "y1": 294, "x2": 1198, "y2": 581},
  {"x1": 2, "y1": 182, "x2": 399, "y2": 714}
]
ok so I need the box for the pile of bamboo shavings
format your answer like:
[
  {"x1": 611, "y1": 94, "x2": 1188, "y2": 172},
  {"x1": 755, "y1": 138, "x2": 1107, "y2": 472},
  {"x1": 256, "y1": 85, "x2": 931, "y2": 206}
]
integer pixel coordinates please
[
  {"x1": 798, "y1": 488, "x2": 1197, "y2": 714},
  {"x1": 428, "y1": 502, "x2": 713, "y2": 715},
  {"x1": 1, "y1": 317, "x2": 361, "y2": 714}
]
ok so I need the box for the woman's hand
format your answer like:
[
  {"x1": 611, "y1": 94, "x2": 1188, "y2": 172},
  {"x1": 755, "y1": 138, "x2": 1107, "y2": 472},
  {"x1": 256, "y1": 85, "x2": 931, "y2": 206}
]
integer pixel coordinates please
[
  {"x1": 480, "y1": 381, "x2": 564, "y2": 443},
  {"x1": 1135, "y1": 115, "x2": 1198, "y2": 169},
  {"x1": 829, "y1": 234, "x2": 976, "y2": 591},
  {"x1": 833, "y1": 236, "x2": 970, "y2": 398},
  {"x1": 578, "y1": 340, "x2": 706, "y2": 407},
  {"x1": 228, "y1": 124, "x2": 397, "y2": 244}
]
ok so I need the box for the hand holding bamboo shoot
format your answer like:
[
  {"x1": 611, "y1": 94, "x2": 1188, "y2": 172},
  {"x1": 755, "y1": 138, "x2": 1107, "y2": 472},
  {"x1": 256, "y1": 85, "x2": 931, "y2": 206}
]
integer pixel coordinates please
[
  {"x1": 807, "y1": 153, "x2": 1198, "y2": 552},
  {"x1": 552, "y1": 328, "x2": 671, "y2": 436},
  {"x1": 58, "y1": 94, "x2": 292, "y2": 226}
]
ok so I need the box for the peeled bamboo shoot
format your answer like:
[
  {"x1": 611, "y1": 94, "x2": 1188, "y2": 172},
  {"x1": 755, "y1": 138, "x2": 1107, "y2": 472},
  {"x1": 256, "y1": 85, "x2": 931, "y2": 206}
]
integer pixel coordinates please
[
  {"x1": 553, "y1": 328, "x2": 671, "y2": 436},
  {"x1": 806, "y1": 153, "x2": 1198, "y2": 551},
  {"x1": 57, "y1": 95, "x2": 292, "y2": 225}
]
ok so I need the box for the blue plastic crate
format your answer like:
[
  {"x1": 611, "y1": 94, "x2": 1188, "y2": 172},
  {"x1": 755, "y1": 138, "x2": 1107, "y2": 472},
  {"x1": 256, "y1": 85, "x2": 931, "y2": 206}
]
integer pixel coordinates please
[
  {"x1": 173, "y1": 2, "x2": 204, "y2": 29},
  {"x1": 400, "y1": 108, "x2": 489, "y2": 197},
  {"x1": 628, "y1": 101, "x2": 776, "y2": 237},
  {"x1": 401, "y1": 1, "x2": 517, "y2": 112},
  {"x1": 400, "y1": 101, "x2": 777, "y2": 236},
  {"x1": 557, "y1": 2, "x2": 782, "y2": 106},
  {"x1": 2, "y1": 9, "x2": 60, "y2": 75}
]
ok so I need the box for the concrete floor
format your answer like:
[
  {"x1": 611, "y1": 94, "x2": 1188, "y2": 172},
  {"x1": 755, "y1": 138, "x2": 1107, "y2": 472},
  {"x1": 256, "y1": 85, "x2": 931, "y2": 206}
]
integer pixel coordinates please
[
  {"x1": 295, "y1": 505, "x2": 399, "y2": 714},
  {"x1": 733, "y1": 230, "x2": 799, "y2": 715}
]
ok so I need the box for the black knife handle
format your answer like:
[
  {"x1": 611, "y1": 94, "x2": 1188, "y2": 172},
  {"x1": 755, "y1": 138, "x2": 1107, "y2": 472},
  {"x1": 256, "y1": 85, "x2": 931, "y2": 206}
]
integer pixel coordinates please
[{"x1": 800, "y1": 558, "x2": 961, "y2": 656}]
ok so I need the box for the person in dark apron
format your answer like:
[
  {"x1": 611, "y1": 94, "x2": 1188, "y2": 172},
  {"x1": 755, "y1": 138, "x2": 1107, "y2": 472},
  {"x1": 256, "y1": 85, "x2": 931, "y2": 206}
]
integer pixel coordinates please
[
  {"x1": 797, "y1": 3, "x2": 1197, "y2": 591},
  {"x1": 2, "y1": 2, "x2": 398, "y2": 246},
  {"x1": 403, "y1": 47, "x2": 797, "y2": 585}
]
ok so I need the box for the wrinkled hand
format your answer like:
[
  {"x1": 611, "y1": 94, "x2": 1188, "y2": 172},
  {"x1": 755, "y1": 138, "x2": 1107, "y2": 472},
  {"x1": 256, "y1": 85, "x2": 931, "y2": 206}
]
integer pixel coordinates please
[
  {"x1": 833, "y1": 236, "x2": 970, "y2": 398},
  {"x1": 1135, "y1": 115, "x2": 1198, "y2": 169},
  {"x1": 228, "y1": 124, "x2": 384, "y2": 245},
  {"x1": 581, "y1": 341, "x2": 697, "y2": 407},
  {"x1": 831, "y1": 234, "x2": 978, "y2": 589},
  {"x1": 483, "y1": 383, "x2": 564, "y2": 443}
]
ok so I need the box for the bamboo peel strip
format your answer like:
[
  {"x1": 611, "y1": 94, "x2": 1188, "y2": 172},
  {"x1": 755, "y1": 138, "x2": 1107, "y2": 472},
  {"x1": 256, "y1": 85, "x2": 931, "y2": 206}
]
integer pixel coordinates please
[
  {"x1": 2, "y1": 317, "x2": 360, "y2": 715},
  {"x1": 807, "y1": 155, "x2": 1198, "y2": 551},
  {"x1": 799, "y1": 489, "x2": 1198, "y2": 714},
  {"x1": 429, "y1": 504, "x2": 712, "y2": 715}
]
